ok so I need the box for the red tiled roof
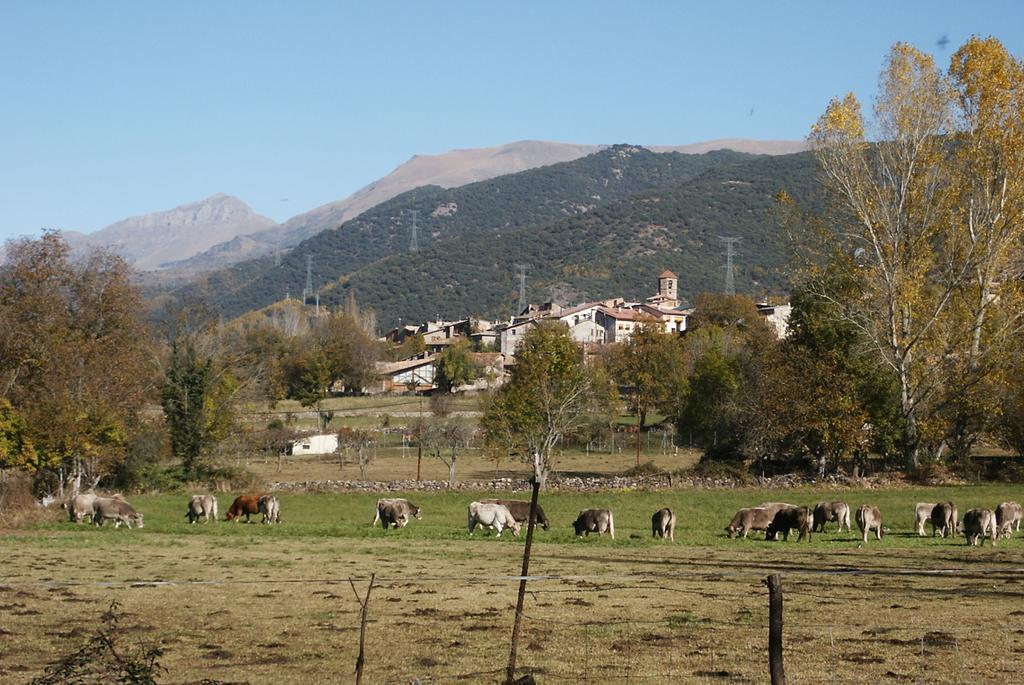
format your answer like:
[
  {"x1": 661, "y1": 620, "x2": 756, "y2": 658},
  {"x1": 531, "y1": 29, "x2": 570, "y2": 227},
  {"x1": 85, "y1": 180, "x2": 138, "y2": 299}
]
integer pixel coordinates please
[{"x1": 659, "y1": 270, "x2": 677, "y2": 279}]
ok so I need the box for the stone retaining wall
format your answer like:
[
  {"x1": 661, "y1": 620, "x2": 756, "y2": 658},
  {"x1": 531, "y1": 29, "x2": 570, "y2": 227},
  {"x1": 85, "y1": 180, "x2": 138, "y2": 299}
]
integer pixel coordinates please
[{"x1": 269, "y1": 472, "x2": 886, "y2": 493}]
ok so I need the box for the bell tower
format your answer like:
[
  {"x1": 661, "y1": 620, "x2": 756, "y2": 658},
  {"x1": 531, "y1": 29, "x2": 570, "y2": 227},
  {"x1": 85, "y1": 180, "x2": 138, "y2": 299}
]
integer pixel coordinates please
[{"x1": 658, "y1": 270, "x2": 677, "y2": 300}]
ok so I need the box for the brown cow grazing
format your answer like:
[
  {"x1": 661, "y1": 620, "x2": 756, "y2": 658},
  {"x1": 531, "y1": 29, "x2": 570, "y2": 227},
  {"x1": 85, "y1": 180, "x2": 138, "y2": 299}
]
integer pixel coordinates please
[
  {"x1": 856, "y1": 505, "x2": 883, "y2": 543},
  {"x1": 995, "y1": 501, "x2": 1022, "y2": 539},
  {"x1": 725, "y1": 507, "x2": 774, "y2": 539},
  {"x1": 812, "y1": 501, "x2": 851, "y2": 533},
  {"x1": 225, "y1": 494, "x2": 266, "y2": 523},
  {"x1": 480, "y1": 499, "x2": 550, "y2": 530},
  {"x1": 766, "y1": 506, "x2": 812, "y2": 542},
  {"x1": 930, "y1": 502, "x2": 959, "y2": 538},
  {"x1": 572, "y1": 509, "x2": 615, "y2": 539},
  {"x1": 914, "y1": 502, "x2": 937, "y2": 536},
  {"x1": 963, "y1": 508, "x2": 997, "y2": 546},
  {"x1": 651, "y1": 508, "x2": 676, "y2": 541}
]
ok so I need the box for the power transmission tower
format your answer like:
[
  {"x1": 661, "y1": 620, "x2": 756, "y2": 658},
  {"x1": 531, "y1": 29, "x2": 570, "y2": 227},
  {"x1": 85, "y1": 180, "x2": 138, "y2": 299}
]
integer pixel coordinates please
[
  {"x1": 719, "y1": 237, "x2": 740, "y2": 295},
  {"x1": 302, "y1": 255, "x2": 314, "y2": 305},
  {"x1": 409, "y1": 209, "x2": 419, "y2": 252},
  {"x1": 516, "y1": 264, "x2": 528, "y2": 314}
]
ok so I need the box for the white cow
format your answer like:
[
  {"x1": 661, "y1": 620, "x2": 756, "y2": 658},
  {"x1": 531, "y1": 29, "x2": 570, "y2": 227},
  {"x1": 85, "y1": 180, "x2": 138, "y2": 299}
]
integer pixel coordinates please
[
  {"x1": 467, "y1": 502, "x2": 521, "y2": 537},
  {"x1": 67, "y1": 493, "x2": 98, "y2": 523},
  {"x1": 856, "y1": 505, "x2": 883, "y2": 543},
  {"x1": 995, "y1": 502, "x2": 1022, "y2": 538},
  {"x1": 186, "y1": 495, "x2": 218, "y2": 524},
  {"x1": 258, "y1": 495, "x2": 281, "y2": 525},
  {"x1": 93, "y1": 497, "x2": 144, "y2": 529},
  {"x1": 914, "y1": 502, "x2": 937, "y2": 537}
]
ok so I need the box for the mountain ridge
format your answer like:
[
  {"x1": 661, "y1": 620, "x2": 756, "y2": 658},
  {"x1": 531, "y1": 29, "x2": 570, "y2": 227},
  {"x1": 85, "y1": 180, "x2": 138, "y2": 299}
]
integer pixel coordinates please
[
  {"x1": 166, "y1": 145, "x2": 820, "y2": 326},
  {"x1": 153, "y1": 138, "x2": 809, "y2": 273},
  {"x1": 59, "y1": 194, "x2": 276, "y2": 271}
]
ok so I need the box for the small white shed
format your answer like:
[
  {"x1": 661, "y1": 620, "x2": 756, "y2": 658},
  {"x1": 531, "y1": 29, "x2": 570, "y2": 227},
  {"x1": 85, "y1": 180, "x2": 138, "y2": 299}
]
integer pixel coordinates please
[{"x1": 289, "y1": 433, "x2": 339, "y2": 456}]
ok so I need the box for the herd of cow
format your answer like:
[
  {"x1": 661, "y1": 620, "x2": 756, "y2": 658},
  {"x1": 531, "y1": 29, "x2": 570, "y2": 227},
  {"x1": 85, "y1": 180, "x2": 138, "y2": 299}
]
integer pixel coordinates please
[
  {"x1": 374, "y1": 496, "x2": 1022, "y2": 546},
  {"x1": 725, "y1": 500, "x2": 1024, "y2": 545},
  {"x1": 63, "y1": 492, "x2": 282, "y2": 528},
  {"x1": 62, "y1": 491, "x2": 1024, "y2": 546}
]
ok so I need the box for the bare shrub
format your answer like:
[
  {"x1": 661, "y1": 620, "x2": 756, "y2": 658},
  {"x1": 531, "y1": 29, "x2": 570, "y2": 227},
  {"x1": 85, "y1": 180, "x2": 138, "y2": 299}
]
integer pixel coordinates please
[
  {"x1": 0, "y1": 472, "x2": 58, "y2": 527},
  {"x1": 28, "y1": 600, "x2": 165, "y2": 685}
]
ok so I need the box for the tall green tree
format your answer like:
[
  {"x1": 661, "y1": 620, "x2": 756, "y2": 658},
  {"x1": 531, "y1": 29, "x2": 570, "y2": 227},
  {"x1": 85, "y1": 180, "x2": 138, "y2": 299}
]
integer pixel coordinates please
[
  {"x1": 608, "y1": 321, "x2": 686, "y2": 464},
  {"x1": 161, "y1": 342, "x2": 214, "y2": 479},
  {"x1": 481, "y1": 322, "x2": 613, "y2": 487},
  {"x1": 0, "y1": 233, "x2": 155, "y2": 491},
  {"x1": 435, "y1": 339, "x2": 480, "y2": 393}
]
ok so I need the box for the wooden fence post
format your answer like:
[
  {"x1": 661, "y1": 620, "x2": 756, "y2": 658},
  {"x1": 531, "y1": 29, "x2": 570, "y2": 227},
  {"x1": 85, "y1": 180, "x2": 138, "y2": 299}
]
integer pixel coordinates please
[
  {"x1": 764, "y1": 573, "x2": 786, "y2": 685},
  {"x1": 505, "y1": 478, "x2": 541, "y2": 684},
  {"x1": 350, "y1": 573, "x2": 375, "y2": 685}
]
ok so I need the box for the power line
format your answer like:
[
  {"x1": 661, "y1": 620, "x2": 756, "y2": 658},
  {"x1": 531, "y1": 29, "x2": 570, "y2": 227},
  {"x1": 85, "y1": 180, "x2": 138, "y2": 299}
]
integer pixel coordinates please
[
  {"x1": 302, "y1": 255, "x2": 314, "y2": 306},
  {"x1": 409, "y1": 210, "x2": 419, "y2": 253},
  {"x1": 515, "y1": 264, "x2": 528, "y2": 313},
  {"x1": 719, "y1": 236, "x2": 741, "y2": 295}
]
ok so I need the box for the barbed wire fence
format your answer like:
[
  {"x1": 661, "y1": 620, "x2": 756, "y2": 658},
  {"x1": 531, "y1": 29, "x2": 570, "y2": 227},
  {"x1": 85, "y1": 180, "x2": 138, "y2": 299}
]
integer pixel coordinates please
[{"x1": 7, "y1": 564, "x2": 1024, "y2": 684}]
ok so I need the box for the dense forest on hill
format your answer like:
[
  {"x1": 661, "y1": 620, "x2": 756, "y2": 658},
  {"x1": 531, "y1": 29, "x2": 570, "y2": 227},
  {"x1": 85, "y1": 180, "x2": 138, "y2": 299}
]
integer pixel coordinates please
[
  {"x1": 168, "y1": 147, "x2": 762, "y2": 318},
  {"x1": 321, "y1": 151, "x2": 821, "y2": 327}
]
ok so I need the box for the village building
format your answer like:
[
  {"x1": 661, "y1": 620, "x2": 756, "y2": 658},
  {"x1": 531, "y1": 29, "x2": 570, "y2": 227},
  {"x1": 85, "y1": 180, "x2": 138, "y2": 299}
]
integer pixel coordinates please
[
  {"x1": 756, "y1": 302, "x2": 793, "y2": 339},
  {"x1": 372, "y1": 354, "x2": 437, "y2": 393},
  {"x1": 288, "y1": 433, "x2": 339, "y2": 456}
]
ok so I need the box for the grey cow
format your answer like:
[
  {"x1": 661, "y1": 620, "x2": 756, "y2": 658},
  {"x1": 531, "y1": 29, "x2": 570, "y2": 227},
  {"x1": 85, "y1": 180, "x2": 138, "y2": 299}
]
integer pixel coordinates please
[
  {"x1": 914, "y1": 502, "x2": 937, "y2": 536},
  {"x1": 186, "y1": 495, "x2": 218, "y2": 524},
  {"x1": 93, "y1": 497, "x2": 144, "y2": 529},
  {"x1": 995, "y1": 501, "x2": 1022, "y2": 538},
  {"x1": 67, "y1": 493, "x2": 98, "y2": 523},
  {"x1": 651, "y1": 508, "x2": 676, "y2": 541},
  {"x1": 812, "y1": 501, "x2": 851, "y2": 533},
  {"x1": 572, "y1": 509, "x2": 615, "y2": 539},
  {"x1": 766, "y1": 506, "x2": 813, "y2": 542},
  {"x1": 856, "y1": 505, "x2": 883, "y2": 543},
  {"x1": 930, "y1": 502, "x2": 959, "y2": 538},
  {"x1": 371, "y1": 498, "x2": 422, "y2": 527},
  {"x1": 725, "y1": 507, "x2": 774, "y2": 539},
  {"x1": 378, "y1": 503, "x2": 410, "y2": 530},
  {"x1": 963, "y1": 508, "x2": 997, "y2": 546},
  {"x1": 258, "y1": 495, "x2": 281, "y2": 524}
]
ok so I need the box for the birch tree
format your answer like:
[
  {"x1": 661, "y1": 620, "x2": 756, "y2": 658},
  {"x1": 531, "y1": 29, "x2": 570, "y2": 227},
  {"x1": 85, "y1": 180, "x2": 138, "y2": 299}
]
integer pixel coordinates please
[{"x1": 807, "y1": 39, "x2": 1024, "y2": 467}]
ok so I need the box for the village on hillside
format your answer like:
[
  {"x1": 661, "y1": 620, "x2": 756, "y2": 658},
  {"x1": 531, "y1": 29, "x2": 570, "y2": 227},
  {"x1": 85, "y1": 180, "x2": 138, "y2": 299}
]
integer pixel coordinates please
[{"x1": 373, "y1": 270, "x2": 791, "y2": 394}]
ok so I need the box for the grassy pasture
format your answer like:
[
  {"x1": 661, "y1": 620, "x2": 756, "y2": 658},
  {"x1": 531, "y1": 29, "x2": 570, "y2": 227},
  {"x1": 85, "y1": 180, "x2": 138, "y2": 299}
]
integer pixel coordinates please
[{"x1": 2, "y1": 485, "x2": 1024, "y2": 684}]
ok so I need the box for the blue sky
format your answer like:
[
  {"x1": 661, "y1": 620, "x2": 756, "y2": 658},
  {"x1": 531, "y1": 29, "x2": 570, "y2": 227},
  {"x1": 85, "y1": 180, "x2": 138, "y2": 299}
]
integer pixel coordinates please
[{"x1": 2, "y1": 2, "x2": 1023, "y2": 242}]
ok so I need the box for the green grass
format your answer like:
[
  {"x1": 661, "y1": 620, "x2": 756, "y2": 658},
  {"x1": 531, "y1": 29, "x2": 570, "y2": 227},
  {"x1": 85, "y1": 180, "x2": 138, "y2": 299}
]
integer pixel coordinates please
[{"x1": 32, "y1": 484, "x2": 1024, "y2": 548}]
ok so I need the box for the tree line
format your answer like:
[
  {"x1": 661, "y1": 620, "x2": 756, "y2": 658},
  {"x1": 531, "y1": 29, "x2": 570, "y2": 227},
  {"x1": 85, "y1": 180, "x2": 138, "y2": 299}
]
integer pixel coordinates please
[
  {"x1": 481, "y1": 36, "x2": 1024, "y2": 484},
  {"x1": 3, "y1": 37, "x2": 1022, "y2": 493}
]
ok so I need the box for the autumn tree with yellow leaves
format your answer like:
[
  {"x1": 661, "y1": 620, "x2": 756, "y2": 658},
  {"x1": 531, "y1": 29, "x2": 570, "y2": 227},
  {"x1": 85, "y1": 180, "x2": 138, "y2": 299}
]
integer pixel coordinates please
[{"x1": 806, "y1": 37, "x2": 1024, "y2": 468}]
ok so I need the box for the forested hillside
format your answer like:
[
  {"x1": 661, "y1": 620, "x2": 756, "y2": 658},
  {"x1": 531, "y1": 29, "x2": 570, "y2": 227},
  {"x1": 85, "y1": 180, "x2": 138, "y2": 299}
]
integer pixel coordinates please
[
  {"x1": 170, "y1": 147, "x2": 760, "y2": 318},
  {"x1": 322, "y1": 151, "x2": 820, "y2": 327}
]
